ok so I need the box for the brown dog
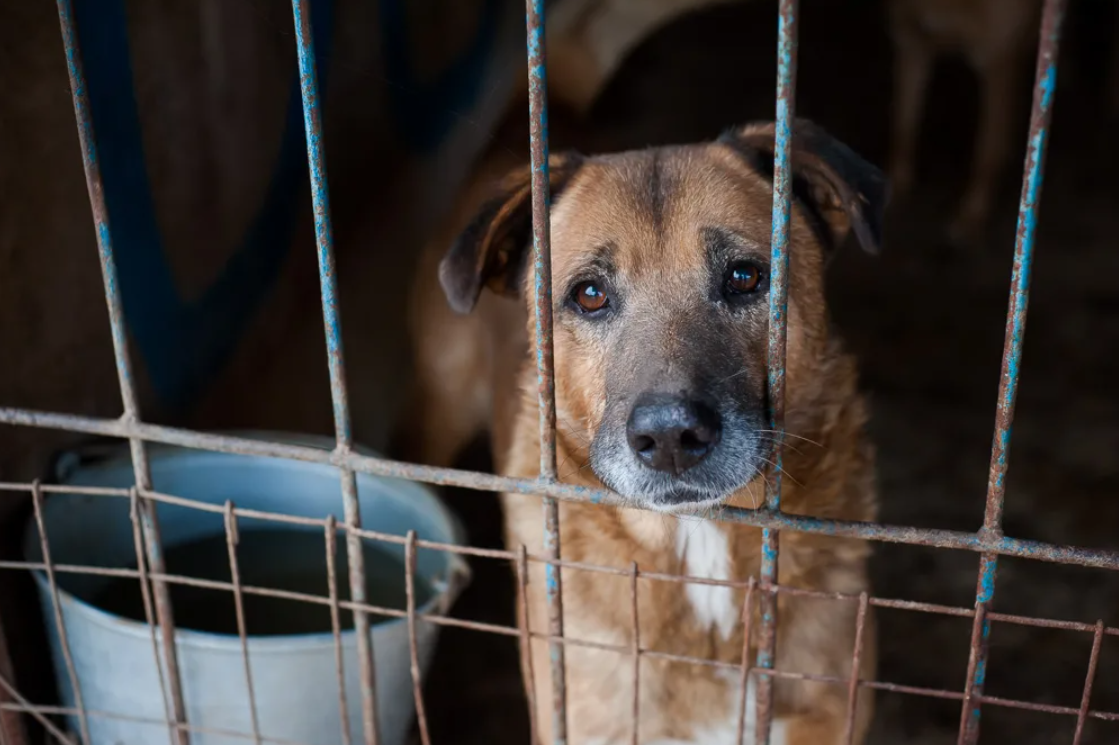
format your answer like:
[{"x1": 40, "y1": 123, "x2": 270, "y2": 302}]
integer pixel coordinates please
[
  {"x1": 406, "y1": 117, "x2": 887, "y2": 744},
  {"x1": 887, "y1": 0, "x2": 1042, "y2": 242}
]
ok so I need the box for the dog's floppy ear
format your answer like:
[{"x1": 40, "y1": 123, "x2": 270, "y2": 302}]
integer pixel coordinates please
[
  {"x1": 439, "y1": 152, "x2": 585, "y2": 314},
  {"x1": 720, "y1": 118, "x2": 888, "y2": 255}
]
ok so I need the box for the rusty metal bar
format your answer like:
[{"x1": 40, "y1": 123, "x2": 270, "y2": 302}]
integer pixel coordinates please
[
  {"x1": 0, "y1": 690, "x2": 318, "y2": 745},
  {"x1": 524, "y1": 0, "x2": 567, "y2": 741},
  {"x1": 30, "y1": 483, "x2": 90, "y2": 745},
  {"x1": 629, "y1": 562, "x2": 640, "y2": 745},
  {"x1": 53, "y1": 2, "x2": 189, "y2": 741},
  {"x1": 1071, "y1": 621, "x2": 1104, "y2": 745},
  {"x1": 288, "y1": 1, "x2": 380, "y2": 742},
  {"x1": 843, "y1": 593, "x2": 870, "y2": 745},
  {"x1": 958, "y1": 1, "x2": 1066, "y2": 741},
  {"x1": 324, "y1": 517, "x2": 354, "y2": 745},
  {"x1": 756, "y1": 2, "x2": 799, "y2": 741},
  {"x1": 223, "y1": 503, "x2": 262, "y2": 745},
  {"x1": 13, "y1": 543, "x2": 1119, "y2": 650},
  {"x1": 128, "y1": 491, "x2": 177, "y2": 745},
  {"x1": 404, "y1": 532, "x2": 432, "y2": 745},
  {"x1": 515, "y1": 546, "x2": 540, "y2": 745},
  {"x1": 4, "y1": 435, "x2": 1119, "y2": 571},
  {"x1": 735, "y1": 578, "x2": 757, "y2": 744}
]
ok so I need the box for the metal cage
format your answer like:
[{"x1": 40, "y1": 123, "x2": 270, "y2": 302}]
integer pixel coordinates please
[{"x1": 1, "y1": 0, "x2": 1116, "y2": 743}]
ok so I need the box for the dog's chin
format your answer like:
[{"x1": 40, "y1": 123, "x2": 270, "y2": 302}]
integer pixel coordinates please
[
  {"x1": 645, "y1": 490, "x2": 729, "y2": 515},
  {"x1": 593, "y1": 470, "x2": 743, "y2": 514}
]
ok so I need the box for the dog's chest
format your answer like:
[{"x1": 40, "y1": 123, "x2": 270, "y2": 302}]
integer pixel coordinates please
[{"x1": 674, "y1": 518, "x2": 739, "y2": 641}]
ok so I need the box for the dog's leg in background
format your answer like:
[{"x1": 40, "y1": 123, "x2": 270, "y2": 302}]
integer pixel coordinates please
[
  {"x1": 888, "y1": 20, "x2": 933, "y2": 199},
  {"x1": 950, "y1": 49, "x2": 1020, "y2": 242}
]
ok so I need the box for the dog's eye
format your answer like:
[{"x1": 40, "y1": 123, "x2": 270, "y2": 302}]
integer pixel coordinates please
[
  {"x1": 724, "y1": 262, "x2": 762, "y2": 295},
  {"x1": 570, "y1": 281, "x2": 610, "y2": 314}
]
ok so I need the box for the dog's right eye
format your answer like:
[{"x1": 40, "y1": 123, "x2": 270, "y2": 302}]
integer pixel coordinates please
[{"x1": 569, "y1": 281, "x2": 610, "y2": 315}]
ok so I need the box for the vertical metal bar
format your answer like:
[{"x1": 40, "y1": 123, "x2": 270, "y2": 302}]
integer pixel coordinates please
[
  {"x1": 843, "y1": 593, "x2": 870, "y2": 745},
  {"x1": 957, "y1": 2, "x2": 1065, "y2": 741},
  {"x1": 129, "y1": 491, "x2": 177, "y2": 745},
  {"x1": 325, "y1": 517, "x2": 354, "y2": 745},
  {"x1": 516, "y1": 546, "x2": 540, "y2": 745},
  {"x1": 629, "y1": 562, "x2": 640, "y2": 745},
  {"x1": 30, "y1": 483, "x2": 90, "y2": 745},
  {"x1": 288, "y1": 2, "x2": 380, "y2": 743},
  {"x1": 756, "y1": 2, "x2": 799, "y2": 743},
  {"x1": 735, "y1": 577, "x2": 757, "y2": 745},
  {"x1": 222, "y1": 503, "x2": 262, "y2": 745},
  {"x1": 404, "y1": 532, "x2": 431, "y2": 745},
  {"x1": 1071, "y1": 621, "x2": 1104, "y2": 745},
  {"x1": 524, "y1": 0, "x2": 567, "y2": 742},
  {"x1": 53, "y1": 3, "x2": 189, "y2": 741}
]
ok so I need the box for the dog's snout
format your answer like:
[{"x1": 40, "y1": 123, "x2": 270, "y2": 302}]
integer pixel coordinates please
[{"x1": 626, "y1": 393, "x2": 722, "y2": 475}]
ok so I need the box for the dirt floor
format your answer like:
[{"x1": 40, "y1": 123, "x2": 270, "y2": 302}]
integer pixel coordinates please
[{"x1": 413, "y1": 1, "x2": 1119, "y2": 743}]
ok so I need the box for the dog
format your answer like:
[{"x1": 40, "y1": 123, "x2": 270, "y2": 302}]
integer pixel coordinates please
[
  {"x1": 405, "y1": 115, "x2": 887, "y2": 743},
  {"x1": 887, "y1": 0, "x2": 1042, "y2": 242}
]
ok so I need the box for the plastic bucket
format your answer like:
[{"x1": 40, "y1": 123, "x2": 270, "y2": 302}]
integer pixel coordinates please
[{"x1": 24, "y1": 432, "x2": 468, "y2": 745}]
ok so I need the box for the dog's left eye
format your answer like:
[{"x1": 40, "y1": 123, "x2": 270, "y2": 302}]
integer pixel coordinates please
[
  {"x1": 724, "y1": 261, "x2": 762, "y2": 295},
  {"x1": 570, "y1": 280, "x2": 610, "y2": 314}
]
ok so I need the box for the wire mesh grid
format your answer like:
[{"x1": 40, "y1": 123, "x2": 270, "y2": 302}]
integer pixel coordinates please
[{"x1": 0, "y1": 0, "x2": 1116, "y2": 743}]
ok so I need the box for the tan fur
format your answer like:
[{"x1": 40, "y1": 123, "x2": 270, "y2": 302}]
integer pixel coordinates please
[
  {"x1": 888, "y1": 0, "x2": 1042, "y2": 241},
  {"x1": 406, "y1": 122, "x2": 883, "y2": 743}
]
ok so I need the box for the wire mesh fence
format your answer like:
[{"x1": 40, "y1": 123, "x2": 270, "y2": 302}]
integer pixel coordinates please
[{"x1": 1, "y1": 0, "x2": 1117, "y2": 743}]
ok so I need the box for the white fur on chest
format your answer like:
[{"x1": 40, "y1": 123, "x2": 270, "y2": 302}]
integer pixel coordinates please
[
  {"x1": 585, "y1": 675, "x2": 788, "y2": 745},
  {"x1": 674, "y1": 518, "x2": 737, "y2": 641}
]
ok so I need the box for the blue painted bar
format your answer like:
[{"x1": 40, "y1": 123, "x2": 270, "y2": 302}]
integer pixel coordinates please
[
  {"x1": 54, "y1": 2, "x2": 189, "y2": 742},
  {"x1": 524, "y1": 0, "x2": 568, "y2": 740},
  {"x1": 289, "y1": 2, "x2": 380, "y2": 743},
  {"x1": 756, "y1": 1, "x2": 799, "y2": 742},
  {"x1": 957, "y1": 1, "x2": 1067, "y2": 742}
]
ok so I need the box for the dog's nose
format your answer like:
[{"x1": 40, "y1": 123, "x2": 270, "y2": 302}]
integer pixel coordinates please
[{"x1": 626, "y1": 393, "x2": 721, "y2": 475}]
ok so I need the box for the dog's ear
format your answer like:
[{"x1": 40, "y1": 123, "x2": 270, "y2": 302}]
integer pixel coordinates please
[
  {"x1": 720, "y1": 118, "x2": 888, "y2": 255},
  {"x1": 439, "y1": 152, "x2": 585, "y2": 314}
]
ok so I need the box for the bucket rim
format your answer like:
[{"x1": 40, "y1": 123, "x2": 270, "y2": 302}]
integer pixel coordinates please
[{"x1": 24, "y1": 430, "x2": 471, "y2": 651}]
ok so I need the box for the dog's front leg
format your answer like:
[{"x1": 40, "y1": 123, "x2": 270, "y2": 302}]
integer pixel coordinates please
[{"x1": 951, "y1": 48, "x2": 1021, "y2": 243}]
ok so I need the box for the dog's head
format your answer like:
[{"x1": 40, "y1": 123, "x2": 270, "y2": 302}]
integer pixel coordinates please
[{"x1": 440, "y1": 119, "x2": 887, "y2": 512}]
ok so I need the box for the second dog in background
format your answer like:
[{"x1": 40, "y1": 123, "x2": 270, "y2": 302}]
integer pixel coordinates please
[{"x1": 887, "y1": 0, "x2": 1042, "y2": 243}]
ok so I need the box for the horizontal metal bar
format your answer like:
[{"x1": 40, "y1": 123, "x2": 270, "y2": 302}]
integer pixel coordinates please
[
  {"x1": 7, "y1": 661, "x2": 1117, "y2": 728},
  {"x1": 0, "y1": 694, "x2": 313, "y2": 745},
  {"x1": 4, "y1": 408, "x2": 1119, "y2": 571}
]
